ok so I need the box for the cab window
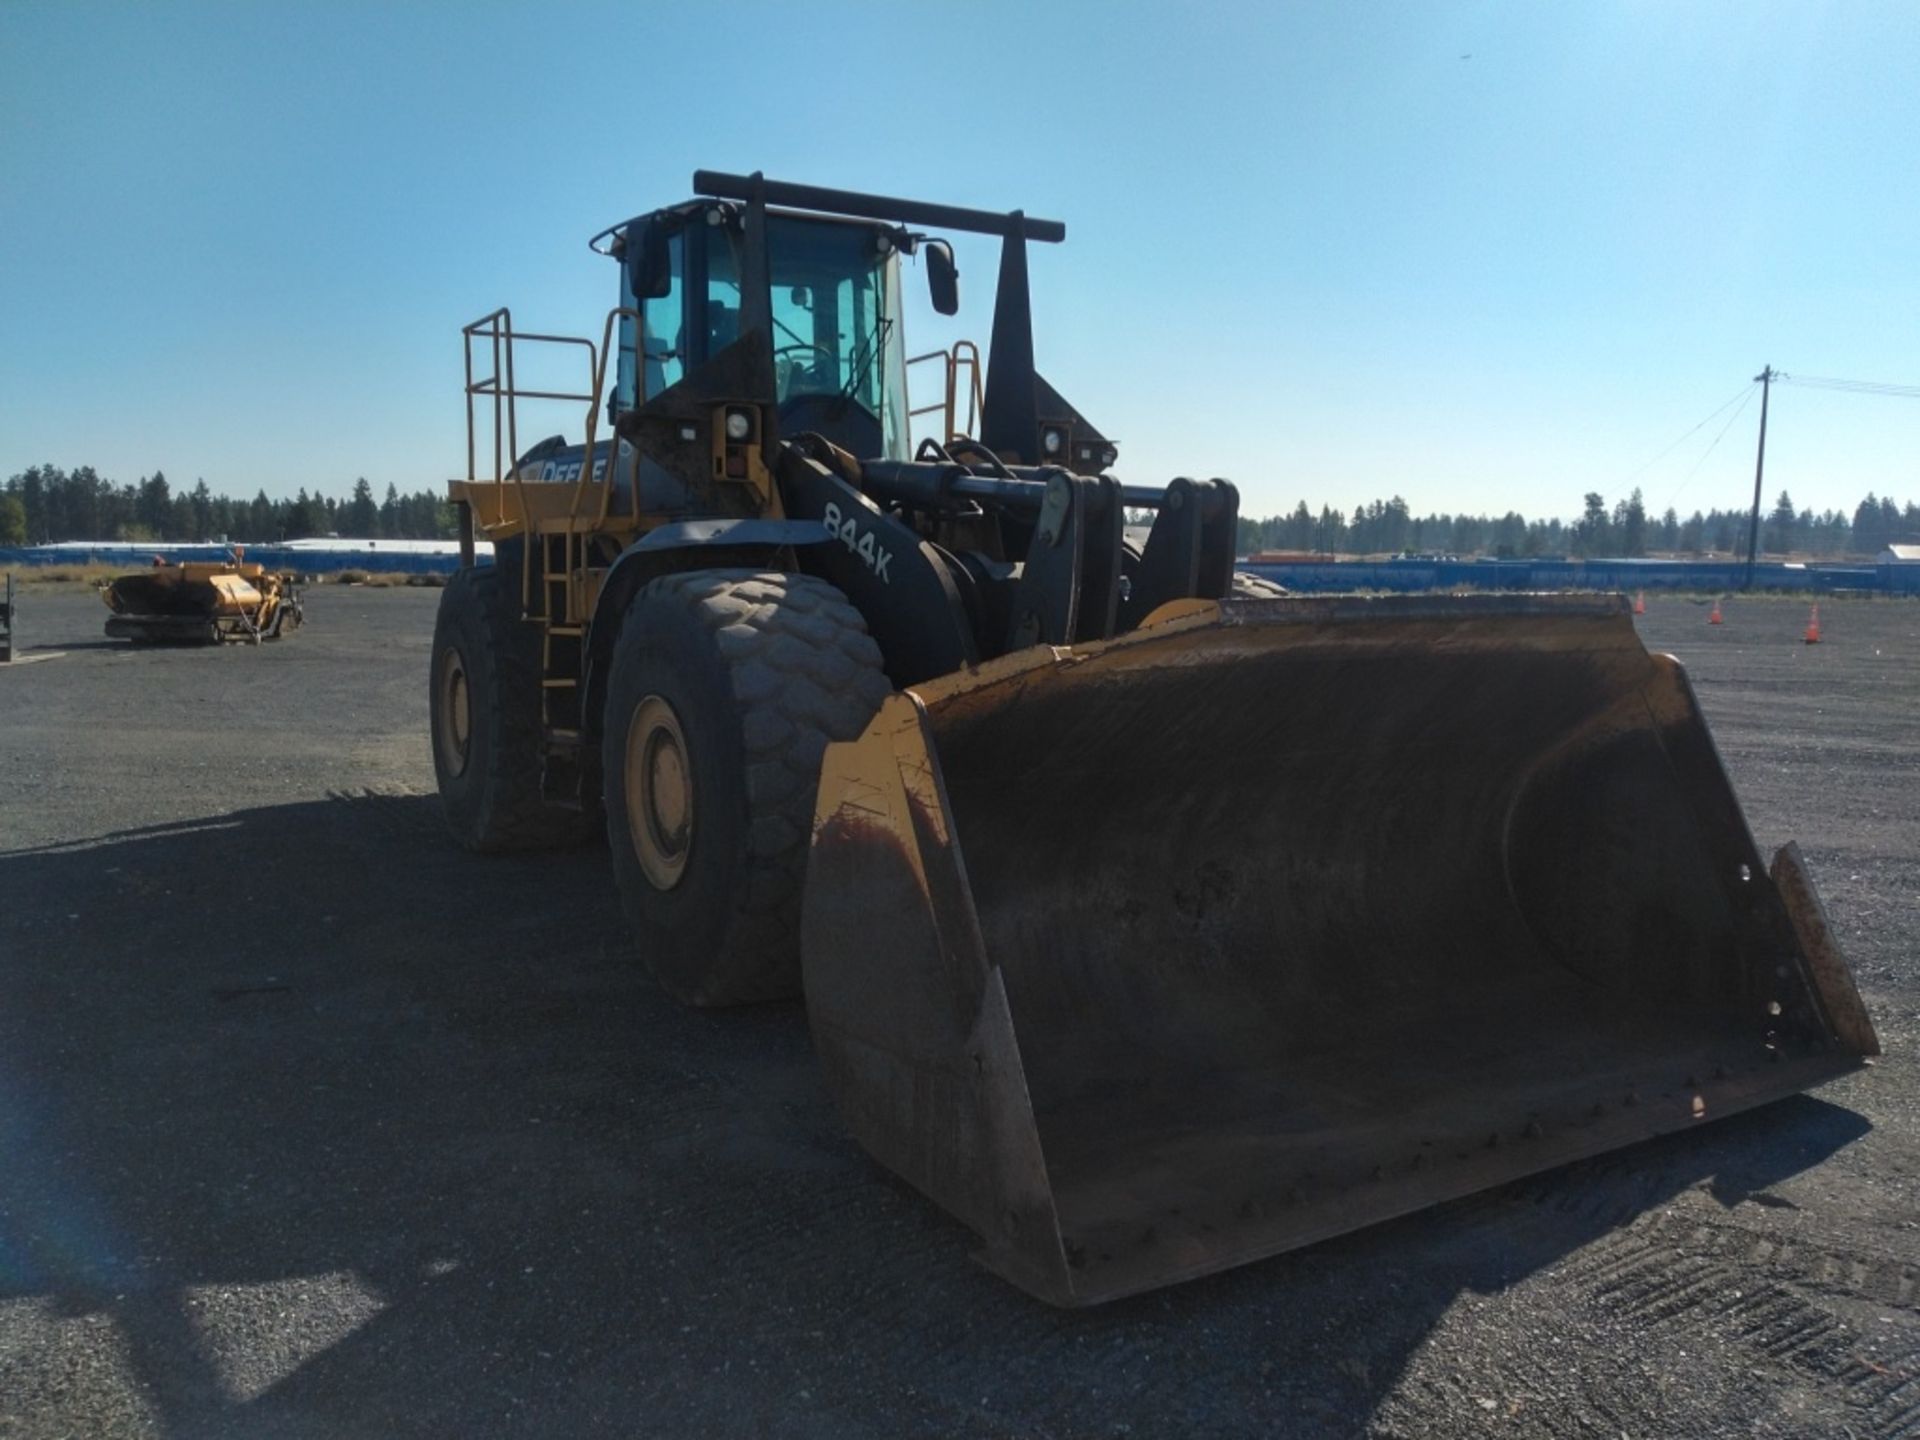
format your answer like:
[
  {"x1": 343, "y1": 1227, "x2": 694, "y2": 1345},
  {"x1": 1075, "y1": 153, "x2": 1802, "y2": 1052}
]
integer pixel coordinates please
[{"x1": 698, "y1": 216, "x2": 891, "y2": 417}]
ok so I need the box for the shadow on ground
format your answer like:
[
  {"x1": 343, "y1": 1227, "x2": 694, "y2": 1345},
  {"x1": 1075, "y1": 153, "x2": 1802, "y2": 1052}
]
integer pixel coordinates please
[{"x1": 0, "y1": 794, "x2": 1873, "y2": 1438}]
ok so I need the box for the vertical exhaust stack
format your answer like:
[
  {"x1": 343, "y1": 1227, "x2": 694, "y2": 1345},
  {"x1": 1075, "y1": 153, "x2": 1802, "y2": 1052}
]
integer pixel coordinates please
[{"x1": 801, "y1": 593, "x2": 1877, "y2": 1306}]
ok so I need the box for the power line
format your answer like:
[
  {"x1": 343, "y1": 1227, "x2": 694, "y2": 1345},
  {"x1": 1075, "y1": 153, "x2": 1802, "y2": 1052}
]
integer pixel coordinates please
[
  {"x1": 1625, "y1": 382, "x2": 1756, "y2": 485},
  {"x1": 1663, "y1": 382, "x2": 1759, "y2": 512},
  {"x1": 1777, "y1": 372, "x2": 1920, "y2": 399}
]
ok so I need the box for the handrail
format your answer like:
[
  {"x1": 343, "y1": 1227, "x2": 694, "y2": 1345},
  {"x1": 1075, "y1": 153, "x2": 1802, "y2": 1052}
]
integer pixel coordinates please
[
  {"x1": 460, "y1": 308, "x2": 600, "y2": 613},
  {"x1": 906, "y1": 341, "x2": 984, "y2": 445},
  {"x1": 951, "y1": 339, "x2": 983, "y2": 437},
  {"x1": 572, "y1": 307, "x2": 643, "y2": 532},
  {"x1": 907, "y1": 347, "x2": 950, "y2": 443},
  {"x1": 461, "y1": 310, "x2": 602, "y2": 482}
]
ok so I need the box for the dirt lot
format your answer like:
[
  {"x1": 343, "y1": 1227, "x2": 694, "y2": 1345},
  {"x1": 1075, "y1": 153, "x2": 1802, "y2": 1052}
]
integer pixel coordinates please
[{"x1": 2, "y1": 587, "x2": 1915, "y2": 1438}]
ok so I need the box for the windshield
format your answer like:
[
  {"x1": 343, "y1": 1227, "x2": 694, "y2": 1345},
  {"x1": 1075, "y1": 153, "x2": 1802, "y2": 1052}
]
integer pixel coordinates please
[{"x1": 704, "y1": 216, "x2": 907, "y2": 455}]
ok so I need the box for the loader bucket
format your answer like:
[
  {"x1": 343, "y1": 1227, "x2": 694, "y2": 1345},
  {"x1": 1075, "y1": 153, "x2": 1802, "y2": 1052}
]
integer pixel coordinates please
[{"x1": 802, "y1": 593, "x2": 1877, "y2": 1306}]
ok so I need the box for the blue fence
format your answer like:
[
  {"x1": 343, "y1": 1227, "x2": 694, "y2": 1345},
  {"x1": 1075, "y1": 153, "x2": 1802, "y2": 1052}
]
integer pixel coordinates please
[
  {"x1": 0, "y1": 544, "x2": 485, "y2": 577},
  {"x1": 4, "y1": 545, "x2": 1915, "y2": 595},
  {"x1": 1240, "y1": 557, "x2": 1920, "y2": 597}
]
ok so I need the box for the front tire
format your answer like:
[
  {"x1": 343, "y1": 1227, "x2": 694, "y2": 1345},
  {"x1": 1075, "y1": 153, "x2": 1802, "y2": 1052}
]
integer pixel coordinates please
[
  {"x1": 430, "y1": 565, "x2": 595, "y2": 852},
  {"x1": 602, "y1": 570, "x2": 890, "y2": 1006}
]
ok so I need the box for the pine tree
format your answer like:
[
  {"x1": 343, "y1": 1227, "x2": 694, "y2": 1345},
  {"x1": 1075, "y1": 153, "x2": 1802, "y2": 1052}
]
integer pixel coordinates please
[
  {"x1": 1764, "y1": 490, "x2": 1797, "y2": 554},
  {"x1": 1577, "y1": 493, "x2": 1609, "y2": 557},
  {"x1": 1621, "y1": 488, "x2": 1648, "y2": 557},
  {"x1": 189, "y1": 480, "x2": 214, "y2": 541},
  {"x1": 346, "y1": 477, "x2": 380, "y2": 537},
  {"x1": 137, "y1": 470, "x2": 172, "y2": 537}
]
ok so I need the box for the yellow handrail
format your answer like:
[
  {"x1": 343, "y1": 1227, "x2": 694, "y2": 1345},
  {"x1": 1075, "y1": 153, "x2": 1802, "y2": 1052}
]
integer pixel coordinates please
[
  {"x1": 461, "y1": 308, "x2": 600, "y2": 614},
  {"x1": 951, "y1": 340, "x2": 983, "y2": 438},
  {"x1": 572, "y1": 307, "x2": 642, "y2": 531},
  {"x1": 906, "y1": 341, "x2": 984, "y2": 444}
]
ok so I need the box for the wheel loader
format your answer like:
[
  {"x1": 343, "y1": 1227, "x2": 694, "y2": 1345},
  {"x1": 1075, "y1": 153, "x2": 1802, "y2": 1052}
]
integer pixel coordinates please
[
  {"x1": 432, "y1": 170, "x2": 1878, "y2": 1306},
  {"x1": 101, "y1": 553, "x2": 302, "y2": 644}
]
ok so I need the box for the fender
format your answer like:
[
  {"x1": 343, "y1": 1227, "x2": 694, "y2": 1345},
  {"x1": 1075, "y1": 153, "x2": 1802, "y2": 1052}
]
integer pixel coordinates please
[
  {"x1": 579, "y1": 518, "x2": 831, "y2": 746},
  {"x1": 628, "y1": 518, "x2": 830, "y2": 552}
]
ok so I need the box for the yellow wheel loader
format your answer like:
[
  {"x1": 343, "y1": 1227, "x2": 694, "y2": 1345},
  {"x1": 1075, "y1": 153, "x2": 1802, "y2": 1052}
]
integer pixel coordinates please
[
  {"x1": 101, "y1": 554, "x2": 303, "y2": 645},
  {"x1": 433, "y1": 170, "x2": 1878, "y2": 1305}
]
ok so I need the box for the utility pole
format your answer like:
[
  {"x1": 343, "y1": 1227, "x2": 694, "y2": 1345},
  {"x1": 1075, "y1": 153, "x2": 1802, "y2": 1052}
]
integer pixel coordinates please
[{"x1": 1744, "y1": 365, "x2": 1774, "y2": 591}]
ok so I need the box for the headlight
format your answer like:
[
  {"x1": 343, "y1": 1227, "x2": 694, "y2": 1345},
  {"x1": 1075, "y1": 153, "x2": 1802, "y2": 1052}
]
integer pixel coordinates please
[
  {"x1": 725, "y1": 409, "x2": 753, "y2": 441},
  {"x1": 1042, "y1": 427, "x2": 1064, "y2": 456}
]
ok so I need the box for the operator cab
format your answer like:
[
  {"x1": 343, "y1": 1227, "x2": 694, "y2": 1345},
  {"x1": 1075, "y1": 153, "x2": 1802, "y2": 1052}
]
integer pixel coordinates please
[{"x1": 602, "y1": 203, "x2": 918, "y2": 461}]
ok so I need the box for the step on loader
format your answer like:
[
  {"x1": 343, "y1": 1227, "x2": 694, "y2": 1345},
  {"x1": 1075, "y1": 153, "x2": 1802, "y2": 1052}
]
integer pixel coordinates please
[{"x1": 432, "y1": 170, "x2": 1878, "y2": 1305}]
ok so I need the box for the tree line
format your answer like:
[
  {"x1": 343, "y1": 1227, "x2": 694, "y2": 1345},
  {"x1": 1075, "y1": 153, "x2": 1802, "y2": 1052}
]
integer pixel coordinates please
[
  {"x1": 4, "y1": 463, "x2": 1915, "y2": 561},
  {"x1": 0, "y1": 466, "x2": 455, "y2": 547},
  {"x1": 1237, "y1": 486, "x2": 1920, "y2": 560}
]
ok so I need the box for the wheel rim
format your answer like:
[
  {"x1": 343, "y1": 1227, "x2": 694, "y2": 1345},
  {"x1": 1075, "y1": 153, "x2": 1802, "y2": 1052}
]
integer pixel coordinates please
[
  {"x1": 626, "y1": 694, "x2": 693, "y2": 890},
  {"x1": 436, "y1": 645, "x2": 471, "y2": 777}
]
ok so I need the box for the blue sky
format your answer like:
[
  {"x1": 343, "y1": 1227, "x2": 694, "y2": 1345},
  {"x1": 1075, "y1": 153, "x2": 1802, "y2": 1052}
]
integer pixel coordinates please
[{"x1": 3, "y1": 1, "x2": 1916, "y2": 522}]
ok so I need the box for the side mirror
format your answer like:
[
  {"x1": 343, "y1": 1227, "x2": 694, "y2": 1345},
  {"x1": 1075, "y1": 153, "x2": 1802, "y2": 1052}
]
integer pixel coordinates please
[
  {"x1": 626, "y1": 217, "x2": 674, "y2": 300},
  {"x1": 925, "y1": 240, "x2": 959, "y2": 316}
]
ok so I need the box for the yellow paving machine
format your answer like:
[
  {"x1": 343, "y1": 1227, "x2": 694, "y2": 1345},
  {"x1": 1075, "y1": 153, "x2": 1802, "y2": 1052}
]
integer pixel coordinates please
[{"x1": 102, "y1": 554, "x2": 302, "y2": 645}]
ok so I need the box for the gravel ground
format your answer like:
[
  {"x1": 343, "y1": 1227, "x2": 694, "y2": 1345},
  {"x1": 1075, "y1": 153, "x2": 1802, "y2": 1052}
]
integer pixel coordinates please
[{"x1": 1, "y1": 585, "x2": 1914, "y2": 1439}]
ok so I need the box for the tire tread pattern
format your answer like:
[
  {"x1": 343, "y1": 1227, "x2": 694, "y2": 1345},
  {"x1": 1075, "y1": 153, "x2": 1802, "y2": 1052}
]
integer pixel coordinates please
[
  {"x1": 625, "y1": 569, "x2": 889, "y2": 1003},
  {"x1": 437, "y1": 566, "x2": 594, "y2": 852}
]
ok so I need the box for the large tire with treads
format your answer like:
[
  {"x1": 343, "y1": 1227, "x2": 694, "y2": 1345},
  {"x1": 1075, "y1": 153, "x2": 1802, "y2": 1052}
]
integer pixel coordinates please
[
  {"x1": 602, "y1": 570, "x2": 891, "y2": 1006},
  {"x1": 1230, "y1": 571, "x2": 1289, "y2": 598},
  {"x1": 430, "y1": 565, "x2": 596, "y2": 852}
]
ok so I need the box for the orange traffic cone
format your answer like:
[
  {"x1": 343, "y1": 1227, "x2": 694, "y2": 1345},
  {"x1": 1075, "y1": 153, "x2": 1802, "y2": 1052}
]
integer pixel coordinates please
[
  {"x1": 1804, "y1": 604, "x2": 1821, "y2": 644},
  {"x1": 1708, "y1": 598, "x2": 1723, "y2": 625},
  {"x1": 1633, "y1": 591, "x2": 1647, "y2": 615}
]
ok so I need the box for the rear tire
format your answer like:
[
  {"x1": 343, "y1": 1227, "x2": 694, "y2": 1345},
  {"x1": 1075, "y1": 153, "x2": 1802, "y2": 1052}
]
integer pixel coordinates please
[
  {"x1": 602, "y1": 570, "x2": 890, "y2": 1006},
  {"x1": 431, "y1": 565, "x2": 595, "y2": 852}
]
